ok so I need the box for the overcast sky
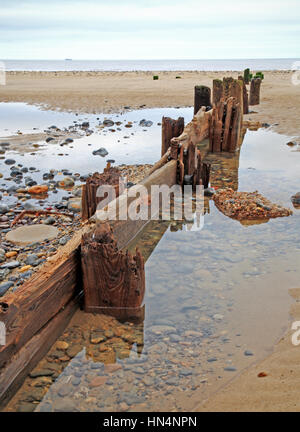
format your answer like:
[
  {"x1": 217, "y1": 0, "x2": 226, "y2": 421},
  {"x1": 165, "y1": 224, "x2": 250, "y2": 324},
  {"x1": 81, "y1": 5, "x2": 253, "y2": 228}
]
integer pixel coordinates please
[{"x1": 1, "y1": 0, "x2": 299, "y2": 59}]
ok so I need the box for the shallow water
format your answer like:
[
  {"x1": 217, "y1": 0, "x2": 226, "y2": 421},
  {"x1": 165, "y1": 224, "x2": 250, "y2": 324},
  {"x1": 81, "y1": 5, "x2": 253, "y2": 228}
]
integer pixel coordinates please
[
  {"x1": 0, "y1": 103, "x2": 193, "y2": 207},
  {"x1": 3, "y1": 108, "x2": 300, "y2": 412}
]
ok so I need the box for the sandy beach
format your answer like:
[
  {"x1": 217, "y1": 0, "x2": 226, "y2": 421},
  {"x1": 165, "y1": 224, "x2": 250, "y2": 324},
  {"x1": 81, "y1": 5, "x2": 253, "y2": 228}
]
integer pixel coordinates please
[
  {"x1": 1, "y1": 69, "x2": 300, "y2": 413},
  {"x1": 197, "y1": 288, "x2": 300, "y2": 412},
  {"x1": 2, "y1": 70, "x2": 300, "y2": 138}
]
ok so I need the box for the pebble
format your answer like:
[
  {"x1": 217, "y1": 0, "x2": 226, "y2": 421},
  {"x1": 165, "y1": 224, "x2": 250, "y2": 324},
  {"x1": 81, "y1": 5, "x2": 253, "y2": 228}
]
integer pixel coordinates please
[
  {"x1": 29, "y1": 369, "x2": 55, "y2": 378},
  {"x1": 1, "y1": 260, "x2": 20, "y2": 269},
  {"x1": 291, "y1": 192, "x2": 300, "y2": 205},
  {"x1": 5, "y1": 159, "x2": 16, "y2": 165},
  {"x1": 166, "y1": 378, "x2": 178, "y2": 386},
  {"x1": 0, "y1": 281, "x2": 14, "y2": 296},
  {"x1": 92, "y1": 148, "x2": 109, "y2": 157},
  {"x1": 25, "y1": 254, "x2": 39, "y2": 266},
  {"x1": 0, "y1": 204, "x2": 9, "y2": 214},
  {"x1": 19, "y1": 265, "x2": 32, "y2": 273},
  {"x1": 44, "y1": 217, "x2": 56, "y2": 225},
  {"x1": 59, "y1": 236, "x2": 70, "y2": 246},
  {"x1": 89, "y1": 376, "x2": 107, "y2": 388}
]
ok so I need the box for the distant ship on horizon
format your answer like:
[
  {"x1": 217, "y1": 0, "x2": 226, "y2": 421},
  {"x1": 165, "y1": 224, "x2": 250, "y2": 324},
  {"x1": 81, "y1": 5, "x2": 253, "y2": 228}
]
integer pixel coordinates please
[{"x1": 65, "y1": 58, "x2": 72, "y2": 61}]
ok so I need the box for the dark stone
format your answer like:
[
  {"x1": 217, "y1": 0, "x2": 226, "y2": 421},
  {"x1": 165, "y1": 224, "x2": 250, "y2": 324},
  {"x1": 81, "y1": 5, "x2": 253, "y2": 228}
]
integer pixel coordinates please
[
  {"x1": 0, "y1": 281, "x2": 14, "y2": 296},
  {"x1": 204, "y1": 187, "x2": 216, "y2": 197},
  {"x1": 4, "y1": 159, "x2": 16, "y2": 165},
  {"x1": 92, "y1": 148, "x2": 108, "y2": 157}
]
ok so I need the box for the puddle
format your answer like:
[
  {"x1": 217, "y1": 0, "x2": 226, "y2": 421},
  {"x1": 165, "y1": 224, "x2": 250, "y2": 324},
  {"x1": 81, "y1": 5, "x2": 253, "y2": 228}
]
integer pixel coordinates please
[
  {"x1": 2, "y1": 107, "x2": 300, "y2": 412},
  {"x1": 0, "y1": 103, "x2": 193, "y2": 208}
]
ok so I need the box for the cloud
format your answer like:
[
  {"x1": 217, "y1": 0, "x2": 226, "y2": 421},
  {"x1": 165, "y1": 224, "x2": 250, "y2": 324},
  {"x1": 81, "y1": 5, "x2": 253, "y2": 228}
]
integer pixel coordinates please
[{"x1": 0, "y1": 0, "x2": 299, "y2": 59}]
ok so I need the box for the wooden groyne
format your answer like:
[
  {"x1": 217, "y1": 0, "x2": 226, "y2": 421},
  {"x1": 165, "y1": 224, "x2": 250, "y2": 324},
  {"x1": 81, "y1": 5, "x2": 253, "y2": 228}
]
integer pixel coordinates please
[{"x1": 0, "y1": 75, "x2": 256, "y2": 407}]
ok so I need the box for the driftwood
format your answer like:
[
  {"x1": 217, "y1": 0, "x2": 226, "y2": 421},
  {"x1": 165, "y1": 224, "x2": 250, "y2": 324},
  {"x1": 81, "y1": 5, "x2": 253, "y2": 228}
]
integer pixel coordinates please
[
  {"x1": 249, "y1": 78, "x2": 262, "y2": 105},
  {"x1": 161, "y1": 117, "x2": 184, "y2": 157},
  {"x1": 82, "y1": 168, "x2": 121, "y2": 221},
  {"x1": 194, "y1": 85, "x2": 211, "y2": 115},
  {"x1": 81, "y1": 223, "x2": 145, "y2": 322}
]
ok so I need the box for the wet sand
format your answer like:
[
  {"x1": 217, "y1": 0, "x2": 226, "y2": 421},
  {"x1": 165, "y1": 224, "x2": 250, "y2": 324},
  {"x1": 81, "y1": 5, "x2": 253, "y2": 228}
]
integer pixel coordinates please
[
  {"x1": 197, "y1": 288, "x2": 300, "y2": 412},
  {"x1": 2, "y1": 70, "x2": 300, "y2": 138}
]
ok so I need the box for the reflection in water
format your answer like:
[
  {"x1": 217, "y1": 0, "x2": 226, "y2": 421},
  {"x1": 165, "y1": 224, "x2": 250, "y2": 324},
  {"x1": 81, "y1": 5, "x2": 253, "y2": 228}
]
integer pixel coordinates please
[{"x1": 3, "y1": 127, "x2": 300, "y2": 412}]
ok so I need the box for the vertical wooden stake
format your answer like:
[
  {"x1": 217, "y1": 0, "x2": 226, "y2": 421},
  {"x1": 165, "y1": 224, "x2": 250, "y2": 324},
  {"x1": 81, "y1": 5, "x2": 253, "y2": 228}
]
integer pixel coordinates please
[
  {"x1": 194, "y1": 85, "x2": 212, "y2": 115},
  {"x1": 249, "y1": 78, "x2": 262, "y2": 105},
  {"x1": 213, "y1": 79, "x2": 224, "y2": 106},
  {"x1": 239, "y1": 75, "x2": 249, "y2": 114},
  {"x1": 81, "y1": 223, "x2": 145, "y2": 322},
  {"x1": 161, "y1": 117, "x2": 184, "y2": 157}
]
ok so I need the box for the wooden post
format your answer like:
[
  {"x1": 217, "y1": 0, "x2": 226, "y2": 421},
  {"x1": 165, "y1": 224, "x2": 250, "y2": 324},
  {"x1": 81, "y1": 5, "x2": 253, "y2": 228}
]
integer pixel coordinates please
[
  {"x1": 81, "y1": 168, "x2": 121, "y2": 221},
  {"x1": 161, "y1": 117, "x2": 184, "y2": 157},
  {"x1": 239, "y1": 76, "x2": 249, "y2": 114},
  {"x1": 222, "y1": 97, "x2": 234, "y2": 151},
  {"x1": 213, "y1": 79, "x2": 224, "y2": 106},
  {"x1": 194, "y1": 85, "x2": 211, "y2": 115},
  {"x1": 81, "y1": 223, "x2": 145, "y2": 322},
  {"x1": 249, "y1": 78, "x2": 262, "y2": 105},
  {"x1": 229, "y1": 103, "x2": 242, "y2": 153},
  {"x1": 209, "y1": 98, "x2": 242, "y2": 154}
]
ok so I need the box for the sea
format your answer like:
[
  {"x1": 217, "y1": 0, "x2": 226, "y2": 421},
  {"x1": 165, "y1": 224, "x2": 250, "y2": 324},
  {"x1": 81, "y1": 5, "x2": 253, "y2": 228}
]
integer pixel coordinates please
[{"x1": 1, "y1": 58, "x2": 299, "y2": 72}]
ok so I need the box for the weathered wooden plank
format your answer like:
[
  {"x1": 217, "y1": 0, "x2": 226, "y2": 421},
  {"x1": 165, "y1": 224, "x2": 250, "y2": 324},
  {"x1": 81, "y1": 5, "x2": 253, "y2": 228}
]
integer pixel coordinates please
[
  {"x1": 239, "y1": 75, "x2": 249, "y2": 114},
  {"x1": 222, "y1": 97, "x2": 234, "y2": 151},
  {"x1": 81, "y1": 224, "x2": 145, "y2": 321},
  {"x1": 0, "y1": 294, "x2": 81, "y2": 408},
  {"x1": 0, "y1": 223, "x2": 92, "y2": 370},
  {"x1": 95, "y1": 160, "x2": 178, "y2": 250},
  {"x1": 161, "y1": 117, "x2": 184, "y2": 157},
  {"x1": 81, "y1": 169, "x2": 121, "y2": 221},
  {"x1": 229, "y1": 103, "x2": 242, "y2": 152},
  {"x1": 249, "y1": 77, "x2": 262, "y2": 105},
  {"x1": 213, "y1": 79, "x2": 224, "y2": 106},
  {"x1": 194, "y1": 85, "x2": 211, "y2": 115}
]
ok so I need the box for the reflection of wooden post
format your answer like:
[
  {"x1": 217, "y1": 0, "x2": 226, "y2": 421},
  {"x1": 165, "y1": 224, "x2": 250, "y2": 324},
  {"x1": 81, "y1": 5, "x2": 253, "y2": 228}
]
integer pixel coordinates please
[
  {"x1": 81, "y1": 223, "x2": 145, "y2": 322},
  {"x1": 82, "y1": 168, "x2": 121, "y2": 221},
  {"x1": 161, "y1": 117, "x2": 184, "y2": 157},
  {"x1": 249, "y1": 78, "x2": 262, "y2": 105},
  {"x1": 194, "y1": 86, "x2": 211, "y2": 114},
  {"x1": 213, "y1": 79, "x2": 223, "y2": 106}
]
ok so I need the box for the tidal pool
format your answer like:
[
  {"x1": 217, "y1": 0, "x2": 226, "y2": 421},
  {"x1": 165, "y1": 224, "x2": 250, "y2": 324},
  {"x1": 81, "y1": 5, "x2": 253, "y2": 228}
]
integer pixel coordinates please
[{"x1": 2, "y1": 108, "x2": 300, "y2": 412}]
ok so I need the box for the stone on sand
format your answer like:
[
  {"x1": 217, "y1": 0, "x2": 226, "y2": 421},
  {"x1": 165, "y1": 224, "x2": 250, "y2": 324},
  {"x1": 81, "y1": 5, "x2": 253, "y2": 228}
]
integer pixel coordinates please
[{"x1": 6, "y1": 224, "x2": 59, "y2": 245}]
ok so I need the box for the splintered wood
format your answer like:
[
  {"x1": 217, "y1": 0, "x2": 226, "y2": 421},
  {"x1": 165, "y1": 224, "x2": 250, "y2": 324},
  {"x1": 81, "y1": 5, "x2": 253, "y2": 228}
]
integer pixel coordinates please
[
  {"x1": 213, "y1": 189, "x2": 293, "y2": 221},
  {"x1": 170, "y1": 108, "x2": 211, "y2": 188},
  {"x1": 81, "y1": 168, "x2": 121, "y2": 221},
  {"x1": 161, "y1": 116, "x2": 184, "y2": 157},
  {"x1": 209, "y1": 97, "x2": 242, "y2": 153},
  {"x1": 81, "y1": 223, "x2": 145, "y2": 321}
]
